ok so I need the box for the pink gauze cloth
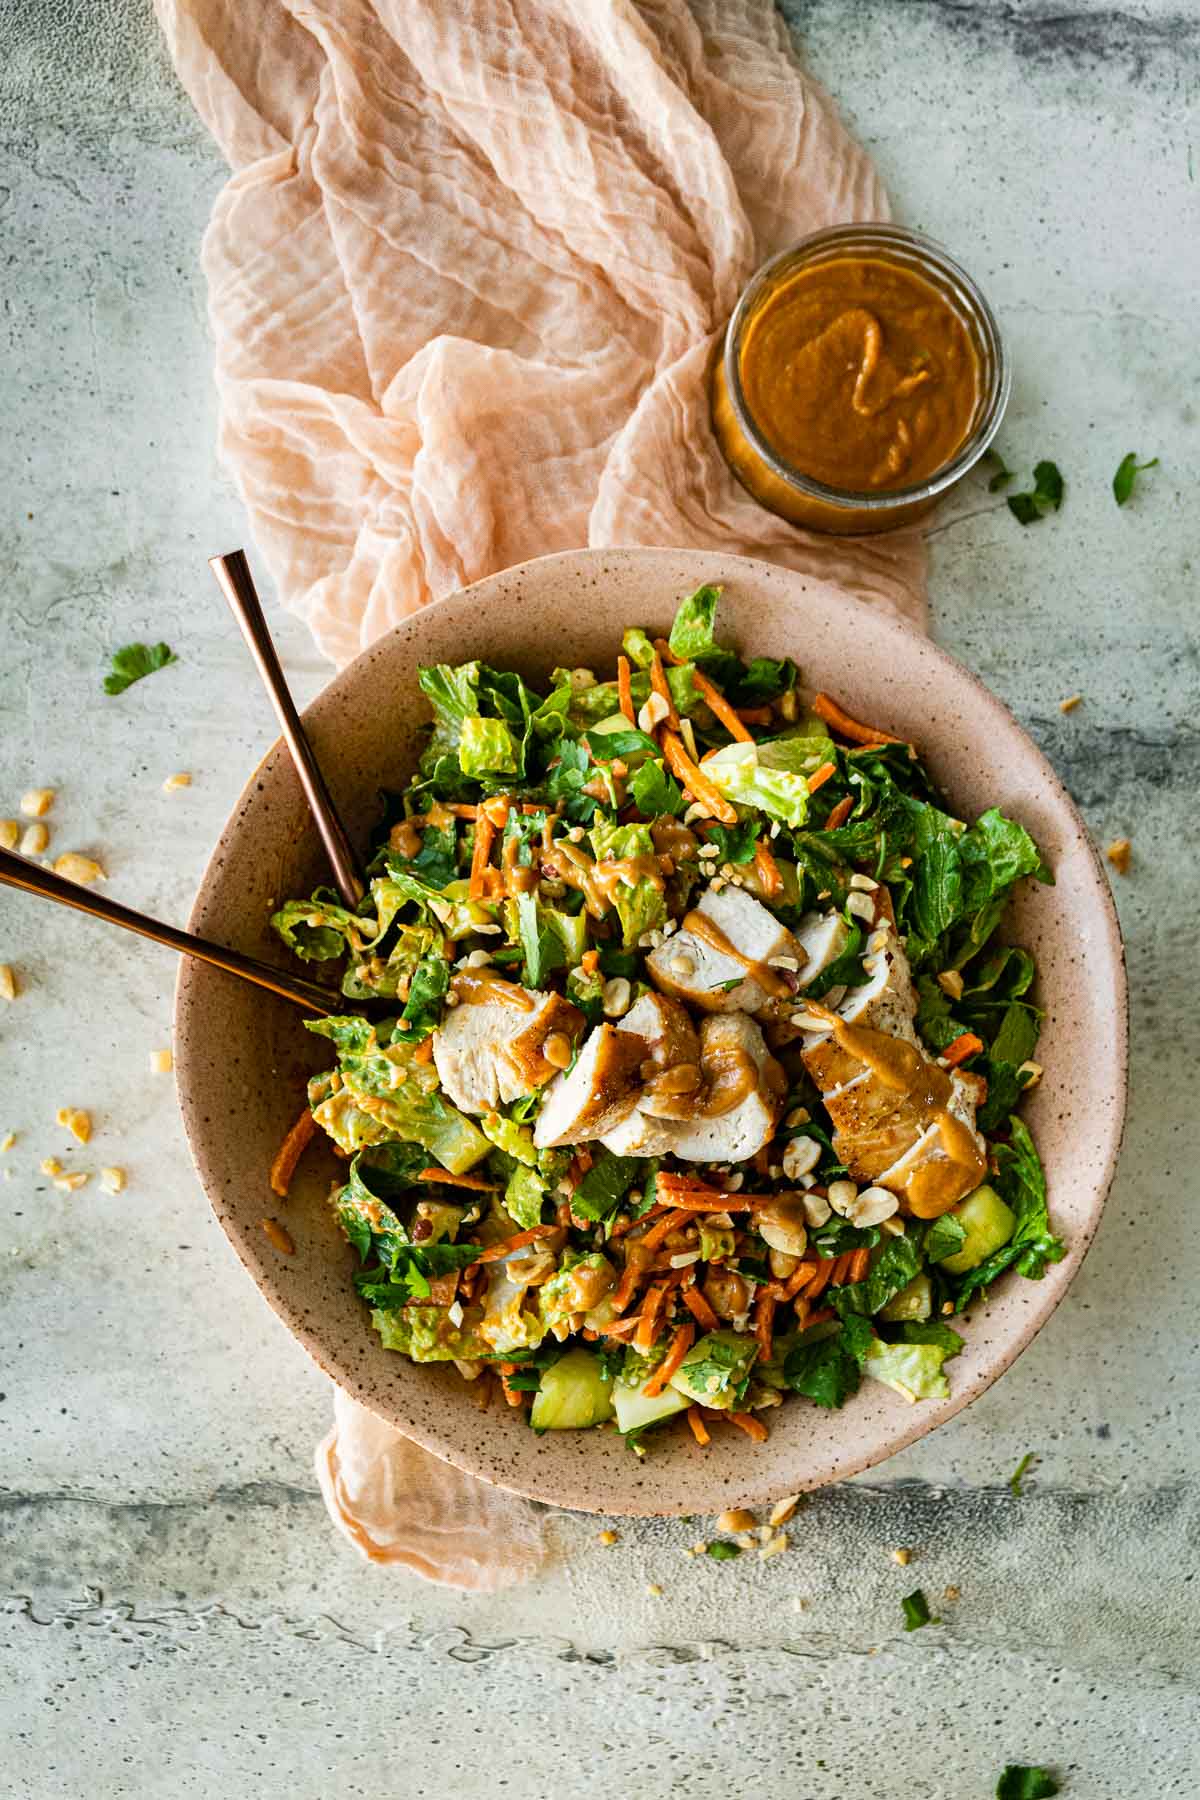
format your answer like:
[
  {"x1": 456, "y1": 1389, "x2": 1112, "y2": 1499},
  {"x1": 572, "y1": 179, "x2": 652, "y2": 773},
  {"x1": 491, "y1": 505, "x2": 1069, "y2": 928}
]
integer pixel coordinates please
[{"x1": 157, "y1": 0, "x2": 928, "y2": 1588}]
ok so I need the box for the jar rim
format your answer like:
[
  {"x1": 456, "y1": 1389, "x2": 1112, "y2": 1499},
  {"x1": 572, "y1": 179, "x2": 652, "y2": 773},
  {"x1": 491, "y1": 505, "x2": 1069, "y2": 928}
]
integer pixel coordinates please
[{"x1": 721, "y1": 223, "x2": 1011, "y2": 512}]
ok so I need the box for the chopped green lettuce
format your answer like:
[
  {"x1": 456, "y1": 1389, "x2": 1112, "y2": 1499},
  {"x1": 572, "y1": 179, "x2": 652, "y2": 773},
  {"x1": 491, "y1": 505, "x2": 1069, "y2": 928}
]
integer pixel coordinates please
[
  {"x1": 503, "y1": 1164, "x2": 548, "y2": 1230},
  {"x1": 590, "y1": 817, "x2": 667, "y2": 946},
  {"x1": 373, "y1": 1304, "x2": 489, "y2": 1361},
  {"x1": 865, "y1": 1327, "x2": 962, "y2": 1402},
  {"x1": 306, "y1": 1015, "x2": 490, "y2": 1173},
  {"x1": 479, "y1": 1268, "x2": 548, "y2": 1354},
  {"x1": 951, "y1": 1119, "x2": 1063, "y2": 1308},
  {"x1": 272, "y1": 891, "x2": 377, "y2": 963},
  {"x1": 459, "y1": 714, "x2": 519, "y2": 777},
  {"x1": 701, "y1": 740, "x2": 810, "y2": 827}
]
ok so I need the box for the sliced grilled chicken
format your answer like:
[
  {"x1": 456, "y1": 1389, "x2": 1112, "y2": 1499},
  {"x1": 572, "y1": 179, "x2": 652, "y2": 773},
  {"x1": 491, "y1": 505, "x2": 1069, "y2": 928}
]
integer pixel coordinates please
[
  {"x1": 872, "y1": 1070, "x2": 987, "y2": 1196},
  {"x1": 433, "y1": 980, "x2": 584, "y2": 1115},
  {"x1": 647, "y1": 883, "x2": 802, "y2": 1016},
  {"x1": 532, "y1": 1023, "x2": 649, "y2": 1148},
  {"x1": 792, "y1": 911, "x2": 851, "y2": 989},
  {"x1": 623, "y1": 991, "x2": 703, "y2": 1122},
  {"x1": 671, "y1": 1014, "x2": 786, "y2": 1164},
  {"x1": 599, "y1": 1104, "x2": 681, "y2": 1158},
  {"x1": 801, "y1": 922, "x2": 918, "y2": 1092}
]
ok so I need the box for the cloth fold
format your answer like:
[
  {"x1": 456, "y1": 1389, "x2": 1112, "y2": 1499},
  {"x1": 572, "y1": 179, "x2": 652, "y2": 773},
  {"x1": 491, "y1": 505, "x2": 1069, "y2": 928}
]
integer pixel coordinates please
[{"x1": 157, "y1": 0, "x2": 928, "y2": 1584}]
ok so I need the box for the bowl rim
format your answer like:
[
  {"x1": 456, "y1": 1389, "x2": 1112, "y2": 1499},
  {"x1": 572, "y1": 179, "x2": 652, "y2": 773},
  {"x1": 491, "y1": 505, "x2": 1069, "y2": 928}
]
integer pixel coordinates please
[{"x1": 175, "y1": 547, "x2": 1128, "y2": 1514}]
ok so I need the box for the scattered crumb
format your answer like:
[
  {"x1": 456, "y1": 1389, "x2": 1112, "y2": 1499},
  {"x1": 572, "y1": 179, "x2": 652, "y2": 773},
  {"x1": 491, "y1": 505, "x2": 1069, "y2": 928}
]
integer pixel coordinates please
[
  {"x1": 891, "y1": 1547, "x2": 912, "y2": 1566},
  {"x1": 717, "y1": 1507, "x2": 756, "y2": 1534},
  {"x1": 0, "y1": 1133, "x2": 15, "y2": 1153},
  {"x1": 688, "y1": 1542, "x2": 709, "y2": 1557},
  {"x1": 936, "y1": 969, "x2": 964, "y2": 1001},
  {"x1": 791, "y1": 1595, "x2": 808, "y2": 1613},
  {"x1": 56, "y1": 1107, "x2": 92, "y2": 1144},
  {"x1": 150, "y1": 1049, "x2": 173, "y2": 1074},
  {"x1": 943, "y1": 1585, "x2": 961, "y2": 1602},
  {"x1": 598, "y1": 1529, "x2": 619, "y2": 1546},
  {"x1": 260, "y1": 1217, "x2": 295, "y2": 1255},
  {"x1": 100, "y1": 1167, "x2": 126, "y2": 1195},
  {"x1": 0, "y1": 965, "x2": 17, "y2": 1002},
  {"x1": 759, "y1": 1531, "x2": 789, "y2": 1560},
  {"x1": 1106, "y1": 838, "x2": 1132, "y2": 876},
  {"x1": 769, "y1": 1495, "x2": 800, "y2": 1527},
  {"x1": 646, "y1": 1583, "x2": 664, "y2": 1598},
  {"x1": 1059, "y1": 693, "x2": 1082, "y2": 713},
  {"x1": 20, "y1": 822, "x2": 48, "y2": 856},
  {"x1": 162, "y1": 772, "x2": 192, "y2": 793},
  {"x1": 941, "y1": 1301, "x2": 955, "y2": 1315},
  {"x1": 0, "y1": 820, "x2": 18, "y2": 850},
  {"x1": 20, "y1": 789, "x2": 54, "y2": 819},
  {"x1": 53, "y1": 852, "x2": 105, "y2": 885},
  {"x1": 734, "y1": 1532, "x2": 757, "y2": 1551},
  {"x1": 53, "y1": 1170, "x2": 90, "y2": 1193},
  {"x1": 40, "y1": 1156, "x2": 63, "y2": 1177}
]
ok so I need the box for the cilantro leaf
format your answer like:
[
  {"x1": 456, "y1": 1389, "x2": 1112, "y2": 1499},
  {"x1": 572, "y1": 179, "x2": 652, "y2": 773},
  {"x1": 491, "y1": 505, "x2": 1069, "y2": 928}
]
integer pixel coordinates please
[
  {"x1": 1112, "y1": 451, "x2": 1158, "y2": 507},
  {"x1": 996, "y1": 1767, "x2": 1059, "y2": 1800},
  {"x1": 784, "y1": 1315, "x2": 873, "y2": 1409},
  {"x1": 569, "y1": 1149, "x2": 641, "y2": 1223},
  {"x1": 1009, "y1": 1451, "x2": 1037, "y2": 1496},
  {"x1": 104, "y1": 641, "x2": 177, "y2": 695},
  {"x1": 1007, "y1": 460, "x2": 1064, "y2": 526},
  {"x1": 701, "y1": 818, "x2": 758, "y2": 864},
  {"x1": 705, "y1": 1540, "x2": 742, "y2": 1561},
  {"x1": 629, "y1": 758, "x2": 686, "y2": 818},
  {"x1": 901, "y1": 1588, "x2": 937, "y2": 1631},
  {"x1": 986, "y1": 449, "x2": 1014, "y2": 492}
]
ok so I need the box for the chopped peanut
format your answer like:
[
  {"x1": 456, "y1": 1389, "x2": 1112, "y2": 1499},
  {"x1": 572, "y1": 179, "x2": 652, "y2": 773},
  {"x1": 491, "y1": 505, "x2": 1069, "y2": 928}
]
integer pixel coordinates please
[
  {"x1": 56, "y1": 1107, "x2": 92, "y2": 1144},
  {"x1": 40, "y1": 1156, "x2": 63, "y2": 1177},
  {"x1": 20, "y1": 789, "x2": 54, "y2": 818},
  {"x1": 0, "y1": 1132, "x2": 15, "y2": 1153},
  {"x1": 936, "y1": 969, "x2": 964, "y2": 1001},
  {"x1": 20, "y1": 823, "x2": 48, "y2": 856},
  {"x1": 53, "y1": 1170, "x2": 90, "y2": 1193},
  {"x1": 149, "y1": 1049, "x2": 173, "y2": 1074},
  {"x1": 891, "y1": 1547, "x2": 912, "y2": 1566},
  {"x1": 598, "y1": 1529, "x2": 619, "y2": 1546},
  {"x1": 717, "y1": 1508, "x2": 756, "y2": 1534},
  {"x1": 53, "y1": 852, "x2": 105, "y2": 885},
  {"x1": 0, "y1": 965, "x2": 17, "y2": 1002},
  {"x1": 1106, "y1": 838, "x2": 1132, "y2": 876},
  {"x1": 162, "y1": 772, "x2": 192, "y2": 792},
  {"x1": 769, "y1": 1494, "x2": 801, "y2": 1527},
  {"x1": 100, "y1": 1167, "x2": 126, "y2": 1195},
  {"x1": 646, "y1": 1583, "x2": 664, "y2": 1598},
  {"x1": 260, "y1": 1217, "x2": 295, "y2": 1255},
  {"x1": 0, "y1": 820, "x2": 18, "y2": 850},
  {"x1": 1059, "y1": 694, "x2": 1082, "y2": 713}
]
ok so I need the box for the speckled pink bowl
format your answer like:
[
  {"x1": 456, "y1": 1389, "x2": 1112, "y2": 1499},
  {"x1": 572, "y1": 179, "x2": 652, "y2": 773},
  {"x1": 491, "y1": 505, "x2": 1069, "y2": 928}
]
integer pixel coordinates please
[{"x1": 175, "y1": 549, "x2": 1127, "y2": 1516}]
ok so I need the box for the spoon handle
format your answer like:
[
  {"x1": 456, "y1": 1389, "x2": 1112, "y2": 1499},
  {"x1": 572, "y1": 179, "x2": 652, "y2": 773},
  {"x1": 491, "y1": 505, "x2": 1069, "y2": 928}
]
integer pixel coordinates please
[
  {"x1": 0, "y1": 848, "x2": 333, "y2": 1014},
  {"x1": 209, "y1": 549, "x2": 366, "y2": 909}
]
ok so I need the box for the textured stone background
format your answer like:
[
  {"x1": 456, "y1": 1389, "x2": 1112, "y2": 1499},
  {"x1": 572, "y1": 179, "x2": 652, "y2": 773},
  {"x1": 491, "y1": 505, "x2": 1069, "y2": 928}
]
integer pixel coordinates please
[{"x1": 1, "y1": 2, "x2": 1197, "y2": 1793}]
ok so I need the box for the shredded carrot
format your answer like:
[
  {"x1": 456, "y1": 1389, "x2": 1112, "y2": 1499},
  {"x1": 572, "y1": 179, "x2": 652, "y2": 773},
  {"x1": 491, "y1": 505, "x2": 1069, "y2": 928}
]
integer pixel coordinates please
[
  {"x1": 736, "y1": 706, "x2": 773, "y2": 726},
  {"x1": 481, "y1": 793, "x2": 511, "y2": 829},
  {"x1": 687, "y1": 1405, "x2": 710, "y2": 1447},
  {"x1": 728, "y1": 1411, "x2": 769, "y2": 1444},
  {"x1": 581, "y1": 1327, "x2": 598, "y2": 1341},
  {"x1": 609, "y1": 1203, "x2": 668, "y2": 1239},
  {"x1": 644, "y1": 1322, "x2": 696, "y2": 1397},
  {"x1": 682, "y1": 1282, "x2": 719, "y2": 1331},
  {"x1": 418, "y1": 1168, "x2": 497, "y2": 1191},
  {"x1": 805, "y1": 1307, "x2": 835, "y2": 1330},
  {"x1": 812, "y1": 691, "x2": 901, "y2": 746},
  {"x1": 580, "y1": 949, "x2": 600, "y2": 977},
  {"x1": 942, "y1": 1031, "x2": 985, "y2": 1069},
  {"x1": 824, "y1": 794, "x2": 854, "y2": 831},
  {"x1": 753, "y1": 1289, "x2": 776, "y2": 1361},
  {"x1": 640, "y1": 1207, "x2": 693, "y2": 1254},
  {"x1": 768, "y1": 1259, "x2": 820, "y2": 1301},
  {"x1": 805, "y1": 1257, "x2": 836, "y2": 1300},
  {"x1": 753, "y1": 839, "x2": 783, "y2": 898},
  {"x1": 598, "y1": 1312, "x2": 647, "y2": 1340},
  {"x1": 269, "y1": 1106, "x2": 317, "y2": 1198},
  {"x1": 413, "y1": 1035, "x2": 436, "y2": 1063},
  {"x1": 609, "y1": 1256, "x2": 647, "y2": 1316},
  {"x1": 649, "y1": 652, "x2": 681, "y2": 731},
  {"x1": 830, "y1": 1251, "x2": 857, "y2": 1287},
  {"x1": 468, "y1": 812, "x2": 496, "y2": 899},
  {"x1": 690, "y1": 666, "x2": 753, "y2": 743},
  {"x1": 634, "y1": 1280, "x2": 671, "y2": 1352},
  {"x1": 498, "y1": 1364, "x2": 526, "y2": 1409},
  {"x1": 617, "y1": 654, "x2": 635, "y2": 725},
  {"x1": 653, "y1": 635, "x2": 682, "y2": 666},
  {"x1": 806, "y1": 760, "x2": 837, "y2": 793},
  {"x1": 446, "y1": 803, "x2": 479, "y2": 818},
  {"x1": 848, "y1": 1246, "x2": 871, "y2": 1284},
  {"x1": 466, "y1": 1225, "x2": 555, "y2": 1271},
  {"x1": 661, "y1": 730, "x2": 738, "y2": 825}
]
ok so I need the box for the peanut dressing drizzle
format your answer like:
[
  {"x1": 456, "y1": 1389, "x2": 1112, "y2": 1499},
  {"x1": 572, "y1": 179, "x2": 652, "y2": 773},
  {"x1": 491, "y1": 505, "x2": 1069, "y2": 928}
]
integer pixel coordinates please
[
  {"x1": 681, "y1": 909, "x2": 793, "y2": 1000},
  {"x1": 805, "y1": 1001, "x2": 985, "y2": 1216},
  {"x1": 450, "y1": 969, "x2": 536, "y2": 1011}
]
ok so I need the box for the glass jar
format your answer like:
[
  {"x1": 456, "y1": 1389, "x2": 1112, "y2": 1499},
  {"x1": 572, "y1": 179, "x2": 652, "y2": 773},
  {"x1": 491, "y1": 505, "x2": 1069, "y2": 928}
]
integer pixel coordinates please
[{"x1": 711, "y1": 223, "x2": 1009, "y2": 535}]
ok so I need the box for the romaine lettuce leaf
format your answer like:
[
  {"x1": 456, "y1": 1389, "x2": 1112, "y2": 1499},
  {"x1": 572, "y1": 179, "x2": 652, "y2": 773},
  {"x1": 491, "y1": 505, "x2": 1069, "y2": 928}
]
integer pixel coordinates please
[
  {"x1": 306, "y1": 1014, "x2": 490, "y2": 1173},
  {"x1": 702, "y1": 740, "x2": 811, "y2": 827},
  {"x1": 864, "y1": 1332, "x2": 958, "y2": 1402},
  {"x1": 783, "y1": 1313, "x2": 874, "y2": 1409},
  {"x1": 458, "y1": 714, "x2": 519, "y2": 777},
  {"x1": 271, "y1": 891, "x2": 377, "y2": 962}
]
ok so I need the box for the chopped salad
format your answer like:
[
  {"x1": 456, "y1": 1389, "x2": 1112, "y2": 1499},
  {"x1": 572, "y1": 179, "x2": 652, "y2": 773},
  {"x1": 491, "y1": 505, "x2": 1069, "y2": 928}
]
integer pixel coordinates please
[{"x1": 272, "y1": 585, "x2": 1063, "y2": 1450}]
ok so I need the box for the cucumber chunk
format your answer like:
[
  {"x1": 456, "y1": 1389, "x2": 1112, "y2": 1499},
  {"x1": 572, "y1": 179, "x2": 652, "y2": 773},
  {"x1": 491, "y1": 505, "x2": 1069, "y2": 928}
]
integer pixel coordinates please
[
  {"x1": 669, "y1": 1329, "x2": 758, "y2": 1411},
  {"x1": 936, "y1": 1184, "x2": 1017, "y2": 1275},
  {"x1": 612, "y1": 1374, "x2": 689, "y2": 1436},
  {"x1": 879, "y1": 1271, "x2": 933, "y2": 1322},
  {"x1": 530, "y1": 1349, "x2": 614, "y2": 1430}
]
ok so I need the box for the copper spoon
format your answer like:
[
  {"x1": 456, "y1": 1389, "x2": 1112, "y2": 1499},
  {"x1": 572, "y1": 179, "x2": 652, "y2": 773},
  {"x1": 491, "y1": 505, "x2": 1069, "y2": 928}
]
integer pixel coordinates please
[
  {"x1": 0, "y1": 847, "x2": 334, "y2": 1014},
  {"x1": 208, "y1": 549, "x2": 365, "y2": 909}
]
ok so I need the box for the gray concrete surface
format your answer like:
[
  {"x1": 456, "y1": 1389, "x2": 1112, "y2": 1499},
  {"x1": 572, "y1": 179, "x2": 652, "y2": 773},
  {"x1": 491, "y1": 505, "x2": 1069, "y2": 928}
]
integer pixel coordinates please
[{"x1": 1, "y1": 2, "x2": 1197, "y2": 1793}]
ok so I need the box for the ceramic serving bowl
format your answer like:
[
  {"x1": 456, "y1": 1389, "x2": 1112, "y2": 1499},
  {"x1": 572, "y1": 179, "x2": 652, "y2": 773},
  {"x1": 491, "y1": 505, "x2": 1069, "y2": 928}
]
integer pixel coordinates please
[{"x1": 175, "y1": 548, "x2": 1127, "y2": 1516}]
